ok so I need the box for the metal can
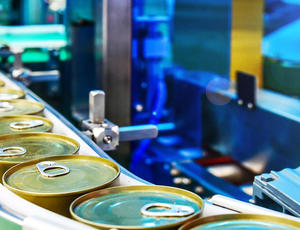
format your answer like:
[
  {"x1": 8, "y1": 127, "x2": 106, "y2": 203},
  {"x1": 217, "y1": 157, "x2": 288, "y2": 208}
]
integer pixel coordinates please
[
  {"x1": 0, "y1": 132, "x2": 79, "y2": 179},
  {"x1": 70, "y1": 185, "x2": 204, "y2": 229},
  {"x1": 0, "y1": 115, "x2": 53, "y2": 135},
  {"x1": 0, "y1": 80, "x2": 5, "y2": 87},
  {"x1": 3, "y1": 155, "x2": 120, "y2": 217},
  {"x1": 178, "y1": 214, "x2": 300, "y2": 230},
  {"x1": 0, "y1": 88, "x2": 25, "y2": 100},
  {"x1": 0, "y1": 99, "x2": 44, "y2": 116}
]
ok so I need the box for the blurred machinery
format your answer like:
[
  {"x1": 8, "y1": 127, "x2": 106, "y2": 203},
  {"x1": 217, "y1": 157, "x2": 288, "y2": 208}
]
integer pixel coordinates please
[{"x1": 0, "y1": 0, "x2": 299, "y2": 217}]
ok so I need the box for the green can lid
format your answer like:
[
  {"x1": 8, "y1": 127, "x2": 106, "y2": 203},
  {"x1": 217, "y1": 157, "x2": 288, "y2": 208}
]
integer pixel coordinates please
[
  {"x1": 0, "y1": 115, "x2": 53, "y2": 135},
  {"x1": 0, "y1": 80, "x2": 5, "y2": 87},
  {"x1": 0, "y1": 88, "x2": 25, "y2": 100},
  {"x1": 4, "y1": 155, "x2": 120, "y2": 196},
  {"x1": 0, "y1": 99, "x2": 44, "y2": 116},
  {"x1": 71, "y1": 185, "x2": 204, "y2": 230},
  {"x1": 0, "y1": 132, "x2": 79, "y2": 164},
  {"x1": 179, "y1": 214, "x2": 300, "y2": 230}
]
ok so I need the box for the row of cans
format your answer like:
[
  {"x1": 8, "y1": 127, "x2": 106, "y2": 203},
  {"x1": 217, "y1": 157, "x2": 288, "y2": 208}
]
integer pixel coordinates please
[{"x1": 0, "y1": 82, "x2": 299, "y2": 229}]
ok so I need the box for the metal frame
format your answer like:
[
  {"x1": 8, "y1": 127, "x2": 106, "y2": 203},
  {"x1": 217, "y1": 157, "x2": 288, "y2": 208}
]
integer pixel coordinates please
[{"x1": 102, "y1": 0, "x2": 132, "y2": 127}]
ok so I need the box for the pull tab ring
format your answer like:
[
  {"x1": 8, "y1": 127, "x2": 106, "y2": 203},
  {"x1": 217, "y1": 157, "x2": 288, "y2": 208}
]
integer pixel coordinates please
[
  {"x1": 10, "y1": 120, "x2": 44, "y2": 130},
  {"x1": 36, "y1": 161, "x2": 70, "y2": 177},
  {"x1": 0, "y1": 102, "x2": 14, "y2": 112},
  {"x1": 0, "y1": 146, "x2": 26, "y2": 157},
  {"x1": 140, "y1": 203, "x2": 195, "y2": 217}
]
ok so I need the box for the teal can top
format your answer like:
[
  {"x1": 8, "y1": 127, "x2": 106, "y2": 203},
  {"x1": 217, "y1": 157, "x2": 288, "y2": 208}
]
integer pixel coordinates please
[{"x1": 71, "y1": 185, "x2": 204, "y2": 230}]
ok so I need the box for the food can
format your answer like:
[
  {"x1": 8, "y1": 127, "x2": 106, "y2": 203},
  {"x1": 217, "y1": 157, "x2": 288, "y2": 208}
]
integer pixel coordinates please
[
  {"x1": 0, "y1": 88, "x2": 25, "y2": 100},
  {"x1": 0, "y1": 115, "x2": 53, "y2": 135},
  {"x1": 0, "y1": 80, "x2": 5, "y2": 87},
  {"x1": 3, "y1": 155, "x2": 120, "y2": 217},
  {"x1": 178, "y1": 214, "x2": 300, "y2": 230},
  {"x1": 0, "y1": 132, "x2": 79, "y2": 179},
  {"x1": 70, "y1": 185, "x2": 204, "y2": 229},
  {"x1": 0, "y1": 99, "x2": 44, "y2": 116}
]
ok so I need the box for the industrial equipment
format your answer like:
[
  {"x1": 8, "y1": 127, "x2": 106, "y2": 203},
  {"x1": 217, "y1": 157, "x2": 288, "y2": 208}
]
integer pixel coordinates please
[{"x1": 0, "y1": 0, "x2": 299, "y2": 229}]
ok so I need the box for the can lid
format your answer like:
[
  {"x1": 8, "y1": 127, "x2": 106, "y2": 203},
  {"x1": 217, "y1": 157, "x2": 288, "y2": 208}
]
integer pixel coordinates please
[
  {"x1": 0, "y1": 132, "x2": 79, "y2": 164},
  {"x1": 71, "y1": 185, "x2": 204, "y2": 229},
  {"x1": 178, "y1": 214, "x2": 300, "y2": 230},
  {"x1": 0, "y1": 115, "x2": 53, "y2": 135},
  {"x1": 0, "y1": 80, "x2": 5, "y2": 87},
  {"x1": 0, "y1": 99, "x2": 44, "y2": 116},
  {"x1": 0, "y1": 88, "x2": 25, "y2": 100},
  {"x1": 4, "y1": 155, "x2": 120, "y2": 196}
]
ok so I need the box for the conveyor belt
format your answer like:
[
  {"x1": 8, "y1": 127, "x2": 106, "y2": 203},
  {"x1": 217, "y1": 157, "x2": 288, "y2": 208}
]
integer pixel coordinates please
[{"x1": 0, "y1": 72, "x2": 298, "y2": 229}]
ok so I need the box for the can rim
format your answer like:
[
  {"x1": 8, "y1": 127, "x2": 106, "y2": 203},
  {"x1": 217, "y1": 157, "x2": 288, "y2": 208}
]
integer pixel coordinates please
[
  {"x1": 178, "y1": 214, "x2": 300, "y2": 230},
  {"x1": 3, "y1": 155, "x2": 120, "y2": 197},
  {"x1": 0, "y1": 80, "x2": 5, "y2": 87},
  {"x1": 0, "y1": 115, "x2": 53, "y2": 132},
  {"x1": 70, "y1": 185, "x2": 204, "y2": 230},
  {"x1": 0, "y1": 99, "x2": 44, "y2": 115},
  {"x1": 0, "y1": 132, "x2": 79, "y2": 165},
  {"x1": 0, "y1": 88, "x2": 25, "y2": 99}
]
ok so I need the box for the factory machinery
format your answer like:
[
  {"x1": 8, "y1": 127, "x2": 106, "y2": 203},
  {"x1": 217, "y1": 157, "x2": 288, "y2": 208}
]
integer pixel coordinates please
[
  {"x1": 0, "y1": 71, "x2": 298, "y2": 230},
  {"x1": 0, "y1": 0, "x2": 299, "y2": 229}
]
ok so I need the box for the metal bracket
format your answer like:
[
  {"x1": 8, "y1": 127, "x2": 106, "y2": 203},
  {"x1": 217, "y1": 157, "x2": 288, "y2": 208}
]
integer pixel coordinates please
[
  {"x1": 8, "y1": 48, "x2": 60, "y2": 86},
  {"x1": 82, "y1": 90, "x2": 158, "y2": 151},
  {"x1": 236, "y1": 71, "x2": 257, "y2": 109}
]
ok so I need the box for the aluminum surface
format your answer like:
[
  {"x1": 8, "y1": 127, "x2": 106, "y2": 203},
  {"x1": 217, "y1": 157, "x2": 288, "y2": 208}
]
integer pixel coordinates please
[
  {"x1": 0, "y1": 99, "x2": 44, "y2": 116},
  {"x1": 179, "y1": 214, "x2": 300, "y2": 230},
  {"x1": 89, "y1": 90, "x2": 105, "y2": 124},
  {"x1": 3, "y1": 155, "x2": 120, "y2": 217},
  {"x1": 0, "y1": 88, "x2": 24, "y2": 100},
  {"x1": 0, "y1": 132, "x2": 79, "y2": 179},
  {"x1": 71, "y1": 185, "x2": 204, "y2": 229},
  {"x1": 0, "y1": 115, "x2": 52, "y2": 135}
]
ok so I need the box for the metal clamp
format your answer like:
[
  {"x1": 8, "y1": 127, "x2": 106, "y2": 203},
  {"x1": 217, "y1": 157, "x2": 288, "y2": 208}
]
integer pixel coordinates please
[
  {"x1": 0, "y1": 147, "x2": 26, "y2": 157},
  {"x1": 10, "y1": 49, "x2": 60, "y2": 85},
  {"x1": 82, "y1": 90, "x2": 158, "y2": 151},
  {"x1": 36, "y1": 161, "x2": 70, "y2": 178},
  {"x1": 10, "y1": 120, "x2": 44, "y2": 130},
  {"x1": 0, "y1": 102, "x2": 14, "y2": 112},
  {"x1": 140, "y1": 203, "x2": 195, "y2": 217}
]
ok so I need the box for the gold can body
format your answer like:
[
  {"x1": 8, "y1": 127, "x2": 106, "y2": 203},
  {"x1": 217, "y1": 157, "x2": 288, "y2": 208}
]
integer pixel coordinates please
[
  {"x1": 3, "y1": 155, "x2": 120, "y2": 217},
  {"x1": 179, "y1": 214, "x2": 300, "y2": 230},
  {"x1": 0, "y1": 99, "x2": 44, "y2": 117},
  {"x1": 0, "y1": 132, "x2": 79, "y2": 179},
  {"x1": 0, "y1": 115, "x2": 53, "y2": 135},
  {"x1": 0, "y1": 88, "x2": 25, "y2": 100},
  {"x1": 0, "y1": 80, "x2": 5, "y2": 87},
  {"x1": 70, "y1": 185, "x2": 204, "y2": 229}
]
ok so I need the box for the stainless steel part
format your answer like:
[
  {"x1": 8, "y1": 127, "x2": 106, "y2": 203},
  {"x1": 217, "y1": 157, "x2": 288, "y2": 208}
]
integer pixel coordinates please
[
  {"x1": 83, "y1": 90, "x2": 158, "y2": 151},
  {"x1": 89, "y1": 90, "x2": 105, "y2": 124},
  {"x1": 36, "y1": 161, "x2": 70, "y2": 178},
  {"x1": 10, "y1": 49, "x2": 60, "y2": 85},
  {"x1": 102, "y1": 0, "x2": 132, "y2": 127},
  {"x1": 140, "y1": 203, "x2": 195, "y2": 217},
  {"x1": 119, "y1": 124, "x2": 158, "y2": 142},
  {"x1": 0, "y1": 147, "x2": 26, "y2": 157}
]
